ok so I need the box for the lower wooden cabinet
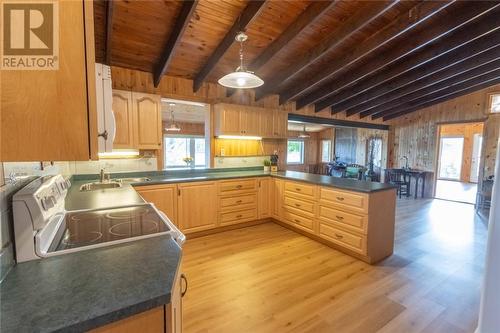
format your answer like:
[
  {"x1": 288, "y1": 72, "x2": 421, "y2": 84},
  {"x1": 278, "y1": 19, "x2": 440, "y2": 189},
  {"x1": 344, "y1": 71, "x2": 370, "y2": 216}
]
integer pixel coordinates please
[
  {"x1": 135, "y1": 184, "x2": 178, "y2": 226},
  {"x1": 178, "y1": 181, "x2": 218, "y2": 233},
  {"x1": 166, "y1": 264, "x2": 185, "y2": 333},
  {"x1": 258, "y1": 178, "x2": 271, "y2": 219},
  {"x1": 90, "y1": 306, "x2": 164, "y2": 333},
  {"x1": 271, "y1": 178, "x2": 284, "y2": 220}
]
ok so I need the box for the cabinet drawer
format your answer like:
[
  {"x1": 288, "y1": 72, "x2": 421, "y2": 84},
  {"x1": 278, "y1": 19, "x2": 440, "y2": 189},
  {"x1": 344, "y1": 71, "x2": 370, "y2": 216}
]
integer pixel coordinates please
[
  {"x1": 318, "y1": 205, "x2": 367, "y2": 234},
  {"x1": 220, "y1": 193, "x2": 257, "y2": 210},
  {"x1": 218, "y1": 179, "x2": 257, "y2": 194},
  {"x1": 284, "y1": 181, "x2": 315, "y2": 198},
  {"x1": 320, "y1": 188, "x2": 368, "y2": 213},
  {"x1": 320, "y1": 224, "x2": 367, "y2": 255},
  {"x1": 220, "y1": 208, "x2": 257, "y2": 225},
  {"x1": 283, "y1": 209, "x2": 314, "y2": 232},
  {"x1": 284, "y1": 196, "x2": 315, "y2": 216}
]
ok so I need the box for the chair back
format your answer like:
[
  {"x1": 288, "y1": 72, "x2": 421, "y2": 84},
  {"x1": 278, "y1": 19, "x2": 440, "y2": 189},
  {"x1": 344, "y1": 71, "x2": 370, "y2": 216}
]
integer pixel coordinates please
[{"x1": 388, "y1": 169, "x2": 407, "y2": 183}]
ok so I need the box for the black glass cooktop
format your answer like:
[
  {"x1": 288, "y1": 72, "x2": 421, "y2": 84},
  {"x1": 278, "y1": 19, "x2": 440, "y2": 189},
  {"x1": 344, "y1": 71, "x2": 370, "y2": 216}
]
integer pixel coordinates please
[{"x1": 50, "y1": 205, "x2": 170, "y2": 252}]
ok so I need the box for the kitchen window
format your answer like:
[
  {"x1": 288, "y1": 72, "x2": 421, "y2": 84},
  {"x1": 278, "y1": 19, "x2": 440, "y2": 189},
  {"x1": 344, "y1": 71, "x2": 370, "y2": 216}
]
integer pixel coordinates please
[
  {"x1": 164, "y1": 136, "x2": 206, "y2": 169},
  {"x1": 488, "y1": 93, "x2": 500, "y2": 113},
  {"x1": 321, "y1": 140, "x2": 332, "y2": 163},
  {"x1": 287, "y1": 140, "x2": 304, "y2": 164}
]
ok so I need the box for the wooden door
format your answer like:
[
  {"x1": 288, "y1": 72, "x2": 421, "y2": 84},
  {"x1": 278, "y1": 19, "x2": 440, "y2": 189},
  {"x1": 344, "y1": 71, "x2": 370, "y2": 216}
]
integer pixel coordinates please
[
  {"x1": 135, "y1": 184, "x2": 178, "y2": 226},
  {"x1": 166, "y1": 267, "x2": 183, "y2": 333},
  {"x1": 132, "y1": 92, "x2": 162, "y2": 150},
  {"x1": 112, "y1": 90, "x2": 134, "y2": 148},
  {"x1": 260, "y1": 109, "x2": 274, "y2": 138},
  {"x1": 178, "y1": 182, "x2": 218, "y2": 233},
  {"x1": 240, "y1": 107, "x2": 260, "y2": 136},
  {"x1": 272, "y1": 178, "x2": 284, "y2": 220},
  {"x1": 273, "y1": 110, "x2": 288, "y2": 138},
  {"x1": 258, "y1": 178, "x2": 271, "y2": 219},
  {"x1": 1, "y1": 0, "x2": 95, "y2": 161}
]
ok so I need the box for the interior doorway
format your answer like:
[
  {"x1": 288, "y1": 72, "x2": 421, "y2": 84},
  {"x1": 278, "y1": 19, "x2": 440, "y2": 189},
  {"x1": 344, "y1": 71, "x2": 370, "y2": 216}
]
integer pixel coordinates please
[{"x1": 435, "y1": 122, "x2": 484, "y2": 204}]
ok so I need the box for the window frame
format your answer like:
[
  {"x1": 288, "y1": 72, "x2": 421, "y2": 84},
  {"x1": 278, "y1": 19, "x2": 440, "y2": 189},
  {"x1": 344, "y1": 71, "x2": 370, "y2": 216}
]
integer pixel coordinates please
[
  {"x1": 320, "y1": 139, "x2": 332, "y2": 163},
  {"x1": 163, "y1": 134, "x2": 206, "y2": 169},
  {"x1": 487, "y1": 92, "x2": 500, "y2": 114},
  {"x1": 287, "y1": 139, "x2": 305, "y2": 165}
]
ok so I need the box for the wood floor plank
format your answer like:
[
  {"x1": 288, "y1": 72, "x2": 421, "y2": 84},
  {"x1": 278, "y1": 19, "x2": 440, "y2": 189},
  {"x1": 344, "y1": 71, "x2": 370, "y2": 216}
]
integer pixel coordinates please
[{"x1": 182, "y1": 199, "x2": 488, "y2": 333}]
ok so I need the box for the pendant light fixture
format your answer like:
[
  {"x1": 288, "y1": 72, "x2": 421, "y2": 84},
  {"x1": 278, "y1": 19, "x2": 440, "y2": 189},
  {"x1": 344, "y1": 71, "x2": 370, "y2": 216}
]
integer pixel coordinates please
[
  {"x1": 298, "y1": 125, "x2": 310, "y2": 138},
  {"x1": 165, "y1": 103, "x2": 181, "y2": 132},
  {"x1": 218, "y1": 31, "x2": 264, "y2": 89}
]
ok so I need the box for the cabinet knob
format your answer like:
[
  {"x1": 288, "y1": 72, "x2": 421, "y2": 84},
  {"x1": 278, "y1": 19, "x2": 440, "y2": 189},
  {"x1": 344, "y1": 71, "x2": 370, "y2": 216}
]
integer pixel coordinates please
[
  {"x1": 236, "y1": 185, "x2": 243, "y2": 189},
  {"x1": 236, "y1": 214, "x2": 243, "y2": 218},
  {"x1": 335, "y1": 215, "x2": 344, "y2": 220},
  {"x1": 294, "y1": 219, "x2": 301, "y2": 223},
  {"x1": 334, "y1": 233, "x2": 343, "y2": 239},
  {"x1": 295, "y1": 188, "x2": 301, "y2": 191},
  {"x1": 236, "y1": 200, "x2": 242, "y2": 204}
]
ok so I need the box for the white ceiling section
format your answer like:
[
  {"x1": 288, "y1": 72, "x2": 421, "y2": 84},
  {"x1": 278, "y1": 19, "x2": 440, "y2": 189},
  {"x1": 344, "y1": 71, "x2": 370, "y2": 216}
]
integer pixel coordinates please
[{"x1": 161, "y1": 98, "x2": 208, "y2": 123}]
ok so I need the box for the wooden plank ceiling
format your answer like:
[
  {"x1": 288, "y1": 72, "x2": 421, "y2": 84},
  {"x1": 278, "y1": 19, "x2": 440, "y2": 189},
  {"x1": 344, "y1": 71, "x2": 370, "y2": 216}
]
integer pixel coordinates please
[{"x1": 94, "y1": 0, "x2": 500, "y2": 120}]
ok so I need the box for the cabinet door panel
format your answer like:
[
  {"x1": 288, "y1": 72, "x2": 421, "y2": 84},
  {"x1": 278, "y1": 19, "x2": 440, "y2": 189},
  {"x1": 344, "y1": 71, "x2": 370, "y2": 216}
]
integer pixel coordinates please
[
  {"x1": 178, "y1": 182, "x2": 218, "y2": 233},
  {"x1": 258, "y1": 178, "x2": 271, "y2": 219},
  {"x1": 240, "y1": 108, "x2": 260, "y2": 136},
  {"x1": 132, "y1": 92, "x2": 162, "y2": 149},
  {"x1": 135, "y1": 185, "x2": 178, "y2": 226},
  {"x1": 273, "y1": 110, "x2": 288, "y2": 138},
  {"x1": 112, "y1": 90, "x2": 134, "y2": 148},
  {"x1": 216, "y1": 106, "x2": 241, "y2": 135},
  {"x1": 1, "y1": 0, "x2": 93, "y2": 161},
  {"x1": 260, "y1": 110, "x2": 274, "y2": 138}
]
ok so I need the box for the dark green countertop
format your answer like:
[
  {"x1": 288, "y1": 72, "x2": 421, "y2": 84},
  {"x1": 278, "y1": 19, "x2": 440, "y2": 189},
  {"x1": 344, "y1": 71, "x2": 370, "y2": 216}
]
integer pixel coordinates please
[{"x1": 0, "y1": 236, "x2": 181, "y2": 333}]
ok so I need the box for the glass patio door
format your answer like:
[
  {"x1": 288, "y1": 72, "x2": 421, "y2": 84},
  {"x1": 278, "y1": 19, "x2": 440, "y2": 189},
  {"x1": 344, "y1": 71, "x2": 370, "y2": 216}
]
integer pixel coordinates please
[{"x1": 438, "y1": 137, "x2": 464, "y2": 180}]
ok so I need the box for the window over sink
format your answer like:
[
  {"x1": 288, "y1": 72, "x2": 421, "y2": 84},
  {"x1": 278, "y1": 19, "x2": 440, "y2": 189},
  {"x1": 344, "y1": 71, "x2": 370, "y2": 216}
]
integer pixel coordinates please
[{"x1": 164, "y1": 136, "x2": 206, "y2": 169}]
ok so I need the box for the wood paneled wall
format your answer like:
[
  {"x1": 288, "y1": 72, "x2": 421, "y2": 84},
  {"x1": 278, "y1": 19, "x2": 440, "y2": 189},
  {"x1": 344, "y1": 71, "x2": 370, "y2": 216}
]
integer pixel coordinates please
[
  {"x1": 162, "y1": 121, "x2": 205, "y2": 136},
  {"x1": 439, "y1": 122, "x2": 483, "y2": 182},
  {"x1": 388, "y1": 84, "x2": 500, "y2": 194}
]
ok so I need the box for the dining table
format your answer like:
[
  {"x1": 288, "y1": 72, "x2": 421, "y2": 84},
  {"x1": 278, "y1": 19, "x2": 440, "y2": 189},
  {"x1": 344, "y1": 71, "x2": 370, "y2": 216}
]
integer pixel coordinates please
[{"x1": 385, "y1": 168, "x2": 432, "y2": 199}]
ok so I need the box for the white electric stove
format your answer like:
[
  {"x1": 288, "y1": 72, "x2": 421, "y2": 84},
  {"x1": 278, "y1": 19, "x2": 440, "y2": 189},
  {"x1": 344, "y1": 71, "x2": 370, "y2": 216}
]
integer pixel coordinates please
[{"x1": 13, "y1": 175, "x2": 185, "y2": 263}]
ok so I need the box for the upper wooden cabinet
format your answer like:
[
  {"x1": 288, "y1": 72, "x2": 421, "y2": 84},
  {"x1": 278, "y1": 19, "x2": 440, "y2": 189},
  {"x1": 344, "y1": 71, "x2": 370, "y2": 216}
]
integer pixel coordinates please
[
  {"x1": 112, "y1": 90, "x2": 134, "y2": 148},
  {"x1": 132, "y1": 92, "x2": 162, "y2": 149},
  {"x1": 1, "y1": 0, "x2": 97, "y2": 161},
  {"x1": 214, "y1": 103, "x2": 287, "y2": 138},
  {"x1": 111, "y1": 90, "x2": 162, "y2": 150}
]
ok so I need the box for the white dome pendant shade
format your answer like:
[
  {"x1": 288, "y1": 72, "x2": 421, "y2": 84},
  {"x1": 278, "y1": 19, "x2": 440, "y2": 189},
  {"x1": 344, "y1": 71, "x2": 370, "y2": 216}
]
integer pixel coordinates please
[{"x1": 218, "y1": 32, "x2": 264, "y2": 89}]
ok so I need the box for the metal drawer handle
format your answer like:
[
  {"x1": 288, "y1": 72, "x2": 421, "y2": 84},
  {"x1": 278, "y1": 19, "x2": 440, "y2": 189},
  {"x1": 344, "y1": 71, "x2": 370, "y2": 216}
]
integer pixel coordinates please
[
  {"x1": 336, "y1": 215, "x2": 344, "y2": 220},
  {"x1": 294, "y1": 219, "x2": 301, "y2": 223},
  {"x1": 236, "y1": 200, "x2": 243, "y2": 204},
  {"x1": 236, "y1": 214, "x2": 243, "y2": 218},
  {"x1": 294, "y1": 203, "x2": 301, "y2": 207},
  {"x1": 236, "y1": 185, "x2": 243, "y2": 189},
  {"x1": 334, "y1": 233, "x2": 343, "y2": 239},
  {"x1": 295, "y1": 188, "x2": 301, "y2": 191},
  {"x1": 181, "y1": 274, "x2": 188, "y2": 298},
  {"x1": 336, "y1": 197, "x2": 344, "y2": 201}
]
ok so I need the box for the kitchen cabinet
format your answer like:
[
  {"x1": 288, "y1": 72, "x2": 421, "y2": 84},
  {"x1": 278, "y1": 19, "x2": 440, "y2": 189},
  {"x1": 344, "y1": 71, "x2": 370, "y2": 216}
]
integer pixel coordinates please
[
  {"x1": 111, "y1": 90, "x2": 162, "y2": 150},
  {"x1": 272, "y1": 178, "x2": 284, "y2": 220},
  {"x1": 178, "y1": 181, "x2": 218, "y2": 233},
  {"x1": 217, "y1": 178, "x2": 258, "y2": 226},
  {"x1": 135, "y1": 184, "x2": 178, "y2": 226},
  {"x1": 112, "y1": 90, "x2": 135, "y2": 148},
  {"x1": 214, "y1": 103, "x2": 288, "y2": 138},
  {"x1": 90, "y1": 306, "x2": 164, "y2": 333},
  {"x1": 166, "y1": 264, "x2": 185, "y2": 333},
  {"x1": 1, "y1": 0, "x2": 98, "y2": 161},
  {"x1": 283, "y1": 180, "x2": 317, "y2": 233},
  {"x1": 258, "y1": 178, "x2": 271, "y2": 219},
  {"x1": 132, "y1": 92, "x2": 162, "y2": 149}
]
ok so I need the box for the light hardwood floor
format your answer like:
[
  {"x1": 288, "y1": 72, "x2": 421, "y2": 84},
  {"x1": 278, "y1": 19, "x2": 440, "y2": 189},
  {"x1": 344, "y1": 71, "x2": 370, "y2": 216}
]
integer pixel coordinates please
[{"x1": 182, "y1": 198, "x2": 488, "y2": 333}]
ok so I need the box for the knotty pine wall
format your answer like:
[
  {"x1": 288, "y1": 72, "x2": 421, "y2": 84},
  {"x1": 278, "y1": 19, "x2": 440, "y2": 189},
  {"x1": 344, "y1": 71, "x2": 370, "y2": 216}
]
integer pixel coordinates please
[
  {"x1": 162, "y1": 121, "x2": 205, "y2": 136},
  {"x1": 111, "y1": 66, "x2": 499, "y2": 189}
]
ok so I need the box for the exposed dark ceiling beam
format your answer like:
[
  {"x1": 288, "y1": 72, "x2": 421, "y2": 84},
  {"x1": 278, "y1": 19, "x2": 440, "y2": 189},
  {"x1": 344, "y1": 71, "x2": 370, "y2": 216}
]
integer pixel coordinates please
[
  {"x1": 192, "y1": 0, "x2": 266, "y2": 92},
  {"x1": 105, "y1": 0, "x2": 114, "y2": 65},
  {"x1": 354, "y1": 41, "x2": 500, "y2": 118},
  {"x1": 382, "y1": 77, "x2": 500, "y2": 121},
  {"x1": 153, "y1": 0, "x2": 198, "y2": 88},
  {"x1": 367, "y1": 59, "x2": 500, "y2": 120},
  {"x1": 285, "y1": 0, "x2": 452, "y2": 107},
  {"x1": 253, "y1": 1, "x2": 397, "y2": 101},
  {"x1": 310, "y1": 2, "x2": 498, "y2": 111},
  {"x1": 288, "y1": 113, "x2": 389, "y2": 131},
  {"x1": 375, "y1": 69, "x2": 500, "y2": 121},
  {"x1": 226, "y1": 0, "x2": 334, "y2": 98},
  {"x1": 318, "y1": 3, "x2": 500, "y2": 113}
]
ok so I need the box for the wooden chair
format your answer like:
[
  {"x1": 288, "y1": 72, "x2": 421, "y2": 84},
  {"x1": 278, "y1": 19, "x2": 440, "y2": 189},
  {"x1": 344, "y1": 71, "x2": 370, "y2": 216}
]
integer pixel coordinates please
[
  {"x1": 388, "y1": 169, "x2": 410, "y2": 198},
  {"x1": 476, "y1": 178, "x2": 494, "y2": 211}
]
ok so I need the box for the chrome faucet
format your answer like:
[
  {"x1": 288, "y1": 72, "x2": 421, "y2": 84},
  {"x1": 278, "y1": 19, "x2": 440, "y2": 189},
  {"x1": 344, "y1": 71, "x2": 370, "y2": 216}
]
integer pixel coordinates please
[{"x1": 99, "y1": 169, "x2": 110, "y2": 183}]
